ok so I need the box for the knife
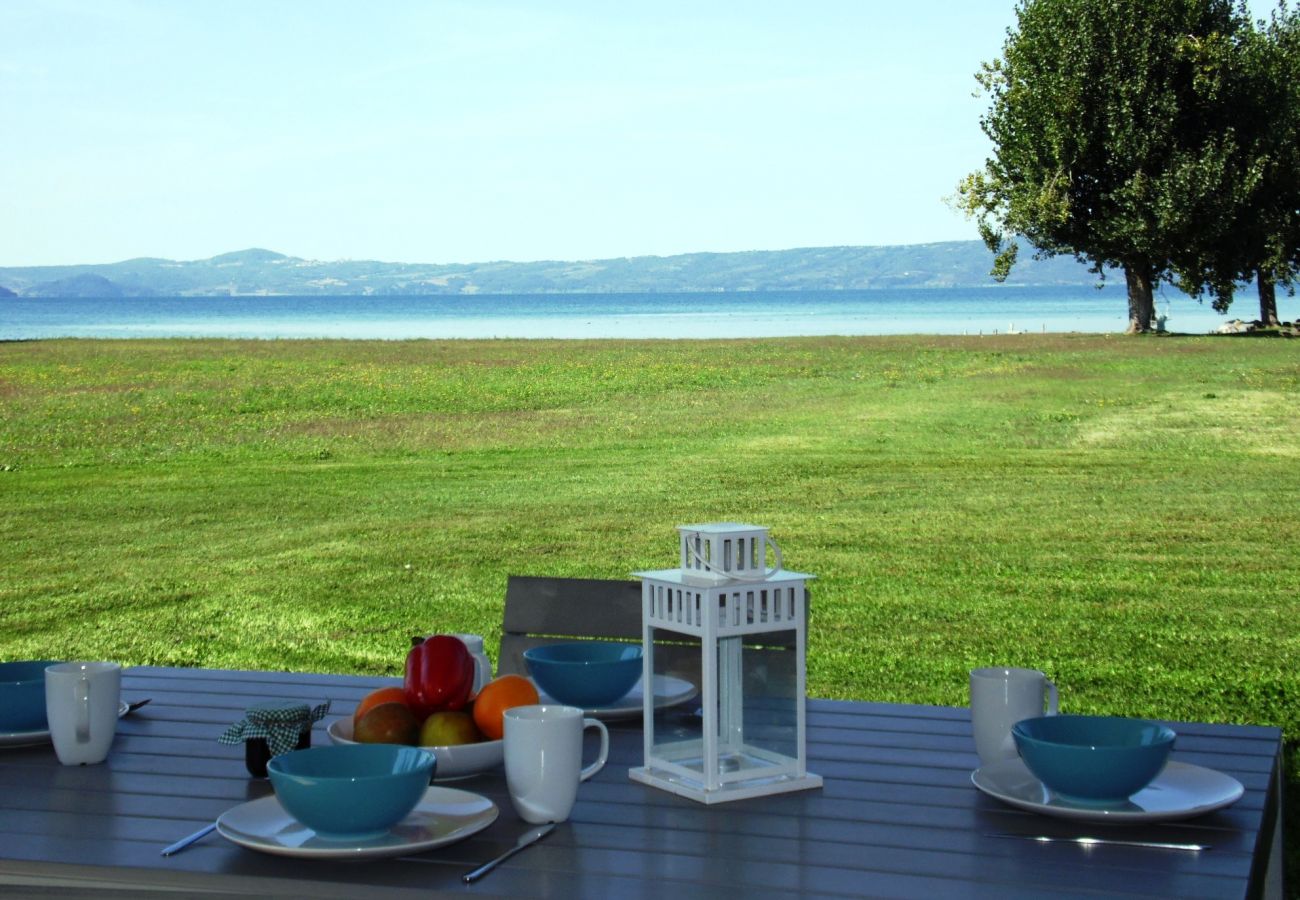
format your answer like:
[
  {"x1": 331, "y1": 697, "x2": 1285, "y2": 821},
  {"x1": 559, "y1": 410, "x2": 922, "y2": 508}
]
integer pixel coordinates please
[
  {"x1": 986, "y1": 832, "x2": 1209, "y2": 852},
  {"x1": 462, "y1": 822, "x2": 556, "y2": 884}
]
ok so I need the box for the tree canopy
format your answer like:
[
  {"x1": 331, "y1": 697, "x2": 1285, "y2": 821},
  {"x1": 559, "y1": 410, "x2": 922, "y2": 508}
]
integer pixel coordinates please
[
  {"x1": 1166, "y1": 3, "x2": 1300, "y2": 323},
  {"x1": 957, "y1": 0, "x2": 1300, "y2": 332}
]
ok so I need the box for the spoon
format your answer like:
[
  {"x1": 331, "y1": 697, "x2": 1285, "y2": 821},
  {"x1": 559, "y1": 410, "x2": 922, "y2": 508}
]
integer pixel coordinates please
[{"x1": 462, "y1": 822, "x2": 556, "y2": 883}]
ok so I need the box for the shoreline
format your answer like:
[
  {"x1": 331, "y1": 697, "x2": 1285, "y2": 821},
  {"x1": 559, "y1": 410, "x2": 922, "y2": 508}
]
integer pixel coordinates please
[{"x1": 4, "y1": 285, "x2": 1283, "y2": 341}]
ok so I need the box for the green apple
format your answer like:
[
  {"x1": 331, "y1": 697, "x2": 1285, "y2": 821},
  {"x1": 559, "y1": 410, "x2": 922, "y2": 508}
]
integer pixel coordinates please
[{"x1": 420, "y1": 710, "x2": 482, "y2": 747}]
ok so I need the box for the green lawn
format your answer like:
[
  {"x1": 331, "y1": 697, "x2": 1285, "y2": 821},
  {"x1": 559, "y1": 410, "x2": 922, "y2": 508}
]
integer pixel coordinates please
[{"x1": 2, "y1": 333, "x2": 1297, "y2": 877}]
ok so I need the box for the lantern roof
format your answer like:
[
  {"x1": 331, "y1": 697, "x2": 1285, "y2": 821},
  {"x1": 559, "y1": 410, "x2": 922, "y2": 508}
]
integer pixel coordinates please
[
  {"x1": 676, "y1": 522, "x2": 767, "y2": 534},
  {"x1": 633, "y1": 567, "x2": 814, "y2": 585}
]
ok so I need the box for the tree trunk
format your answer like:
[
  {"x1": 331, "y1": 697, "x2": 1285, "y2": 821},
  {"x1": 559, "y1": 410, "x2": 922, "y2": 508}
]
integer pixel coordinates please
[
  {"x1": 1124, "y1": 263, "x2": 1155, "y2": 334},
  {"x1": 1258, "y1": 269, "x2": 1279, "y2": 327}
]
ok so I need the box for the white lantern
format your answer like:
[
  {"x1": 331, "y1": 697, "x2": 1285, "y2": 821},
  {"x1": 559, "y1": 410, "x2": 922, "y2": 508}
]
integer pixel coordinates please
[{"x1": 629, "y1": 523, "x2": 822, "y2": 803}]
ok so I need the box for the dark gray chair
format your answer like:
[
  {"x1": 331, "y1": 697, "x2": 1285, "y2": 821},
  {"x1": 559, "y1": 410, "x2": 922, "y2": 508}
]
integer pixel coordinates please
[
  {"x1": 498, "y1": 575, "x2": 700, "y2": 683},
  {"x1": 498, "y1": 574, "x2": 802, "y2": 693}
]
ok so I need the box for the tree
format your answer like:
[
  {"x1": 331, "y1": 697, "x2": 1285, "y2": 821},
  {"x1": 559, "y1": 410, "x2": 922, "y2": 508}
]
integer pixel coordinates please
[
  {"x1": 1167, "y1": 3, "x2": 1300, "y2": 325},
  {"x1": 957, "y1": 0, "x2": 1252, "y2": 333},
  {"x1": 1234, "y1": 5, "x2": 1299, "y2": 325}
]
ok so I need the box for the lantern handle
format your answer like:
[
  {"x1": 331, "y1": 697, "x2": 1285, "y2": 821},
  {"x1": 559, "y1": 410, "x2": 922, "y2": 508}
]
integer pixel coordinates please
[{"x1": 684, "y1": 534, "x2": 782, "y2": 582}]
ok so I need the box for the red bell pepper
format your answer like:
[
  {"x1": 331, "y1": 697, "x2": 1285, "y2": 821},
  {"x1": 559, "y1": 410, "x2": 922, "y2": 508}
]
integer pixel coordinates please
[{"x1": 404, "y1": 635, "x2": 475, "y2": 718}]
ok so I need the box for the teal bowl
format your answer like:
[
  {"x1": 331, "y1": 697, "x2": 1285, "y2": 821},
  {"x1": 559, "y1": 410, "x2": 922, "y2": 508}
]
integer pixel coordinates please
[
  {"x1": 267, "y1": 744, "x2": 436, "y2": 840},
  {"x1": 1013, "y1": 715, "x2": 1175, "y2": 805},
  {"x1": 0, "y1": 660, "x2": 62, "y2": 732},
  {"x1": 524, "y1": 641, "x2": 643, "y2": 708}
]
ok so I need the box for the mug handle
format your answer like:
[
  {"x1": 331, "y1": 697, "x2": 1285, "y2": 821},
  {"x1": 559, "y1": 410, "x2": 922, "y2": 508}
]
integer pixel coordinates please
[
  {"x1": 75, "y1": 674, "x2": 92, "y2": 743},
  {"x1": 579, "y1": 718, "x2": 609, "y2": 782},
  {"x1": 763, "y1": 536, "x2": 784, "y2": 577},
  {"x1": 683, "y1": 536, "x2": 784, "y2": 581},
  {"x1": 1045, "y1": 679, "x2": 1059, "y2": 716}
]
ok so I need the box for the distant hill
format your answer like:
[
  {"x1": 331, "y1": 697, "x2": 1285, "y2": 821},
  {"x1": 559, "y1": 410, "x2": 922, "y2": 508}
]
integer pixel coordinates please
[
  {"x1": 21, "y1": 273, "x2": 137, "y2": 298},
  {"x1": 0, "y1": 242, "x2": 1109, "y2": 298}
]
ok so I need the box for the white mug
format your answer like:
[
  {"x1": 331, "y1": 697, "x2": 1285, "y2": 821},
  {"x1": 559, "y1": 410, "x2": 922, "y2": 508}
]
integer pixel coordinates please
[
  {"x1": 504, "y1": 704, "x2": 608, "y2": 824},
  {"x1": 453, "y1": 634, "x2": 494, "y2": 699},
  {"x1": 969, "y1": 666, "x2": 1058, "y2": 765},
  {"x1": 45, "y1": 661, "x2": 121, "y2": 766}
]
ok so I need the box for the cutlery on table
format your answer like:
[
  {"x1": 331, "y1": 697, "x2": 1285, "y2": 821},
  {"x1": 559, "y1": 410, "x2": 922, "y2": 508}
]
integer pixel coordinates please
[
  {"x1": 161, "y1": 823, "x2": 216, "y2": 857},
  {"x1": 462, "y1": 822, "x2": 556, "y2": 884},
  {"x1": 125, "y1": 698, "x2": 153, "y2": 715},
  {"x1": 986, "y1": 832, "x2": 1209, "y2": 852}
]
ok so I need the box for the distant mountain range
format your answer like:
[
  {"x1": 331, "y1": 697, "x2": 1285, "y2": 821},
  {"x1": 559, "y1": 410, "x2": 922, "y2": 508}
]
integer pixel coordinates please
[{"x1": 0, "y1": 242, "x2": 1108, "y2": 298}]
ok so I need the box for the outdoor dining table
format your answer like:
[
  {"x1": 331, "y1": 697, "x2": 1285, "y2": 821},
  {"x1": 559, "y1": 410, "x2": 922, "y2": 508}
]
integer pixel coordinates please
[{"x1": 0, "y1": 665, "x2": 1284, "y2": 899}]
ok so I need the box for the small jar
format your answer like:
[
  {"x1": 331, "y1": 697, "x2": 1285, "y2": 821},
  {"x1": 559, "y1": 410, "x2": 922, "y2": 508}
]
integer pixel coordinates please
[
  {"x1": 218, "y1": 699, "x2": 329, "y2": 778},
  {"x1": 245, "y1": 726, "x2": 312, "y2": 778}
]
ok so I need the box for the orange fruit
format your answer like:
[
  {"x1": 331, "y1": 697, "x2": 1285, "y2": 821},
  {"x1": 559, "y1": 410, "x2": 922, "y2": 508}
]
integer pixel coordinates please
[
  {"x1": 471, "y1": 675, "x2": 539, "y2": 740},
  {"x1": 353, "y1": 686, "x2": 410, "y2": 727}
]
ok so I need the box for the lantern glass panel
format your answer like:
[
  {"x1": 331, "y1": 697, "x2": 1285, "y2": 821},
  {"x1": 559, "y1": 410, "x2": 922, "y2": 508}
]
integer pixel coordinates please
[
  {"x1": 647, "y1": 625, "x2": 705, "y2": 776},
  {"x1": 645, "y1": 625, "x2": 801, "y2": 789},
  {"x1": 708, "y1": 633, "x2": 799, "y2": 777}
]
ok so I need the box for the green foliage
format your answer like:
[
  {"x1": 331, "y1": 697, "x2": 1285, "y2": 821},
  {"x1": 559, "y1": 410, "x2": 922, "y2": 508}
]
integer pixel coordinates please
[
  {"x1": 1172, "y1": 3, "x2": 1300, "y2": 318},
  {"x1": 958, "y1": 0, "x2": 1257, "y2": 331}
]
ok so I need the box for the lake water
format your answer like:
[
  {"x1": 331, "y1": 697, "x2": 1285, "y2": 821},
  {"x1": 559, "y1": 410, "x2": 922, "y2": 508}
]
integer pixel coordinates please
[{"x1": 1, "y1": 285, "x2": 1270, "y2": 340}]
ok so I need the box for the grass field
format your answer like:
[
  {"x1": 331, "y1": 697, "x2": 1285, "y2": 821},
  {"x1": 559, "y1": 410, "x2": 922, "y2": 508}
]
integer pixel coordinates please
[{"x1": 2, "y1": 333, "x2": 1297, "y2": 877}]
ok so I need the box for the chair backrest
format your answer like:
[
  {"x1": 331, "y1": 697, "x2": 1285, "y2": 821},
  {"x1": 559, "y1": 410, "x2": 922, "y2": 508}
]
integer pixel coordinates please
[
  {"x1": 498, "y1": 575, "x2": 803, "y2": 692},
  {"x1": 499, "y1": 575, "x2": 680, "y2": 675}
]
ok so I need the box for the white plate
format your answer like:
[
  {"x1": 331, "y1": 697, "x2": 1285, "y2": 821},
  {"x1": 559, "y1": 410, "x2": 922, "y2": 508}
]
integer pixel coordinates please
[
  {"x1": 216, "y1": 785, "x2": 498, "y2": 860},
  {"x1": 327, "y1": 718, "x2": 504, "y2": 780},
  {"x1": 536, "y1": 674, "x2": 698, "y2": 721},
  {"x1": 0, "y1": 701, "x2": 132, "y2": 749},
  {"x1": 972, "y1": 758, "x2": 1244, "y2": 823}
]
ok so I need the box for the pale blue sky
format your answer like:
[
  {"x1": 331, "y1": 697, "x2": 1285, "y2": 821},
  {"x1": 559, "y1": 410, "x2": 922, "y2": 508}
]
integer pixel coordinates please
[{"x1": 0, "y1": 1, "x2": 1275, "y2": 267}]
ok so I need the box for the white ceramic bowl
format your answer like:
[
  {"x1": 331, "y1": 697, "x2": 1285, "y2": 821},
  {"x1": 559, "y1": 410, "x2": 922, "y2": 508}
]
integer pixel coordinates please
[{"x1": 327, "y1": 717, "x2": 503, "y2": 781}]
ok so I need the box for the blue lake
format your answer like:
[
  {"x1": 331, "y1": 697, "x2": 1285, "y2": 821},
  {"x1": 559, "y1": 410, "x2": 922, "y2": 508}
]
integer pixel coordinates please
[{"x1": 1, "y1": 285, "x2": 1271, "y2": 340}]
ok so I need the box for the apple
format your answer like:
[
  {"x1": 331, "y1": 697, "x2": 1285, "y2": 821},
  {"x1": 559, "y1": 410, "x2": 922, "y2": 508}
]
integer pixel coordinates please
[
  {"x1": 419, "y1": 710, "x2": 482, "y2": 747},
  {"x1": 353, "y1": 701, "x2": 420, "y2": 745}
]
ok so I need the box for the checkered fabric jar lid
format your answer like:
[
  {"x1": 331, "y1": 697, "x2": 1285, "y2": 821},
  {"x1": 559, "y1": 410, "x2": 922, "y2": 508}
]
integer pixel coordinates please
[{"x1": 219, "y1": 699, "x2": 331, "y2": 757}]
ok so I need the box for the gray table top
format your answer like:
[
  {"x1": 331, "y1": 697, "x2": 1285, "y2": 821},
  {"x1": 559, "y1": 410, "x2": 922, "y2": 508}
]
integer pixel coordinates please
[{"x1": 0, "y1": 665, "x2": 1283, "y2": 899}]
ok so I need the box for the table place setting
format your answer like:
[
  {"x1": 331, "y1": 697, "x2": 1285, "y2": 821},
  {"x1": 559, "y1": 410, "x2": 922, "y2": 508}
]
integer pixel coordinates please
[
  {"x1": 0, "y1": 658, "x2": 148, "y2": 753},
  {"x1": 162, "y1": 694, "x2": 608, "y2": 875},
  {"x1": 158, "y1": 631, "x2": 620, "y2": 874},
  {"x1": 532, "y1": 671, "x2": 698, "y2": 722},
  {"x1": 158, "y1": 743, "x2": 502, "y2": 861},
  {"x1": 967, "y1": 666, "x2": 1245, "y2": 825},
  {"x1": 214, "y1": 783, "x2": 500, "y2": 860}
]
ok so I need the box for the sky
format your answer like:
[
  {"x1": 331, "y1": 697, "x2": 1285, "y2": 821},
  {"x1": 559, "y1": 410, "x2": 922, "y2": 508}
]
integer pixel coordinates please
[{"x1": 0, "y1": 1, "x2": 1277, "y2": 268}]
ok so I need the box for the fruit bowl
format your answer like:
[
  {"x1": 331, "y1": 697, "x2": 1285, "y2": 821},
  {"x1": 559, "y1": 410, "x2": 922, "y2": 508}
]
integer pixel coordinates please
[
  {"x1": 267, "y1": 743, "x2": 436, "y2": 841},
  {"x1": 1012, "y1": 714, "x2": 1176, "y2": 804},
  {"x1": 523, "y1": 641, "x2": 643, "y2": 708},
  {"x1": 327, "y1": 717, "x2": 504, "y2": 781}
]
